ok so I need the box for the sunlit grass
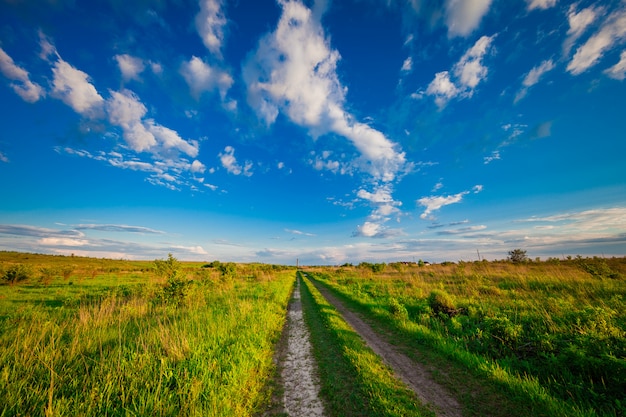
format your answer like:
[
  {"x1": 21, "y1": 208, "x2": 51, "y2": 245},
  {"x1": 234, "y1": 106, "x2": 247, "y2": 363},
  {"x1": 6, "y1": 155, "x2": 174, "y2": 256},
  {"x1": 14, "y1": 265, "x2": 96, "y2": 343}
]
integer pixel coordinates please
[
  {"x1": 0, "y1": 252, "x2": 295, "y2": 416},
  {"x1": 306, "y1": 257, "x2": 625, "y2": 417}
]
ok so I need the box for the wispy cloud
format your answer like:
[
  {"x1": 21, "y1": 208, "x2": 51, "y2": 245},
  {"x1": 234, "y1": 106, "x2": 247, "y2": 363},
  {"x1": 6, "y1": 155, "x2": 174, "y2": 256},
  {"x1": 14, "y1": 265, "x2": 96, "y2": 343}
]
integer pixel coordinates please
[
  {"x1": 444, "y1": 0, "x2": 493, "y2": 37},
  {"x1": 417, "y1": 185, "x2": 482, "y2": 220},
  {"x1": 115, "y1": 54, "x2": 145, "y2": 82},
  {"x1": 567, "y1": 6, "x2": 626, "y2": 75},
  {"x1": 73, "y1": 224, "x2": 165, "y2": 234},
  {"x1": 563, "y1": 4, "x2": 602, "y2": 57},
  {"x1": 605, "y1": 50, "x2": 626, "y2": 80},
  {"x1": 195, "y1": 0, "x2": 227, "y2": 57},
  {"x1": 525, "y1": 0, "x2": 557, "y2": 11},
  {"x1": 0, "y1": 48, "x2": 44, "y2": 103},
  {"x1": 515, "y1": 59, "x2": 555, "y2": 103},
  {"x1": 285, "y1": 228, "x2": 316, "y2": 237},
  {"x1": 180, "y1": 56, "x2": 233, "y2": 100}
]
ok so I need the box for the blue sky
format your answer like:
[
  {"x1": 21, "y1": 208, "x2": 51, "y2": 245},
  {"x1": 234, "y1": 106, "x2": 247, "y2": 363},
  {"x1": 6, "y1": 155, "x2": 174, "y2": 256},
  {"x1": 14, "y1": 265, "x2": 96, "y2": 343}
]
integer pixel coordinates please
[{"x1": 1, "y1": 0, "x2": 625, "y2": 265}]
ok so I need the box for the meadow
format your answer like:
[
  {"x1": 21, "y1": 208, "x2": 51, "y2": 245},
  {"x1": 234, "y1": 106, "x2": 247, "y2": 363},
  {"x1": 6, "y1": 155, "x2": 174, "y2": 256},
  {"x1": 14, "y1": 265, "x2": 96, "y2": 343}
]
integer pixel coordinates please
[
  {"x1": 305, "y1": 257, "x2": 626, "y2": 417},
  {"x1": 0, "y1": 252, "x2": 295, "y2": 416},
  {"x1": 1, "y1": 252, "x2": 624, "y2": 417}
]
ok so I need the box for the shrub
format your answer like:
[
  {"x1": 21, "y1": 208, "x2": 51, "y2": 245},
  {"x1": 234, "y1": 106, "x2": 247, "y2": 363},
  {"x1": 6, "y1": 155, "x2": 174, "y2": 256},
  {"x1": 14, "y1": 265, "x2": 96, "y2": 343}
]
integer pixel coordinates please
[
  {"x1": 388, "y1": 297, "x2": 409, "y2": 321},
  {"x1": 428, "y1": 290, "x2": 459, "y2": 317},
  {"x1": 2, "y1": 264, "x2": 34, "y2": 285}
]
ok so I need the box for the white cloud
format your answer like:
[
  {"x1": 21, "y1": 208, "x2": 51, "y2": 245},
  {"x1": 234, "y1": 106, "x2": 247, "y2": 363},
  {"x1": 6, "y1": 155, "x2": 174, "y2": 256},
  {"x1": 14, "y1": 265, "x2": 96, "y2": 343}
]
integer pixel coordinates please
[
  {"x1": 483, "y1": 150, "x2": 500, "y2": 164},
  {"x1": 219, "y1": 146, "x2": 253, "y2": 176},
  {"x1": 106, "y1": 89, "x2": 156, "y2": 152},
  {"x1": 146, "y1": 121, "x2": 199, "y2": 158},
  {"x1": 426, "y1": 35, "x2": 495, "y2": 108},
  {"x1": 195, "y1": 0, "x2": 227, "y2": 56},
  {"x1": 515, "y1": 59, "x2": 555, "y2": 103},
  {"x1": 51, "y1": 58, "x2": 104, "y2": 117},
  {"x1": 417, "y1": 185, "x2": 482, "y2": 219},
  {"x1": 401, "y1": 56, "x2": 413, "y2": 72},
  {"x1": 0, "y1": 48, "x2": 44, "y2": 103},
  {"x1": 526, "y1": 0, "x2": 557, "y2": 11},
  {"x1": 426, "y1": 71, "x2": 459, "y2": 108},
  {"x1": 243, "y1": 0, "x2": 406, "y2": 183},
  {"x1": 605, "y1": 50, "x2": 626, "y2": 80},
  {"x1": 180, "y1": 56, "x2": 233, "y2": 99},
  {"x1": 567, "y1": 7, "x2": 626, "y2": 75},
  {"x1": 563, "y1": 5, "x2": 601, "y2": 56},
  {"x1": 444, "y1": 0, "x2": 493, "y2": 37},
  {"x1": 115, "y1": 54, "x2": 145, "y2": 82},
  {"x1": 522, "y1": 59, "x2": 555, "y2": 87},
  {"x1": 285, "y1": 228, "x2": 316, "y2": 237},
  {"x1": 190, "y1": 159, "x2": 206, "y2": 174},
  {"x1": 0, "y1": 152, "x2": 8, "y2": 163}
]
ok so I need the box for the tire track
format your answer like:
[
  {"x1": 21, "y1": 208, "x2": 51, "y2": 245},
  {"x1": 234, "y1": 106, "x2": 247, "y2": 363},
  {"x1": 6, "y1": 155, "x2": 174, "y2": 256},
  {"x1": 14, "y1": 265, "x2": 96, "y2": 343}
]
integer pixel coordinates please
[{"x1": 306, "y1": 275, "x2": 463, "y2": 417}]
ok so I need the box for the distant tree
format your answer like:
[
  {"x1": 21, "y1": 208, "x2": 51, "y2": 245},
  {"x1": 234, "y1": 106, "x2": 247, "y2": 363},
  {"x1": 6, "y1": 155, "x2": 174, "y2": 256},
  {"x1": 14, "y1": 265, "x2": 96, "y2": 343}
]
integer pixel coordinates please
[{"x1": 508, "y1": 249, "x2": 528, "y2": 263}]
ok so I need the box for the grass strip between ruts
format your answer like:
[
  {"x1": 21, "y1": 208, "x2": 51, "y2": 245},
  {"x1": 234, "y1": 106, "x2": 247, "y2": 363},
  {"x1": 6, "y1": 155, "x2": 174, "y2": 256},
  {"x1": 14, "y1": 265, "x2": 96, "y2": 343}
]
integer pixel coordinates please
[{"x1": 299, "y1": 271, "x2": 436, "y2": 417}]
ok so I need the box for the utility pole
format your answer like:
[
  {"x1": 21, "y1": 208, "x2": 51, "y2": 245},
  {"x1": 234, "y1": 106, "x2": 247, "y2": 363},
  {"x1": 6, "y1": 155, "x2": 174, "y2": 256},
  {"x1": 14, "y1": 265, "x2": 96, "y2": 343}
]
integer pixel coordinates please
[
  {"x1": 476, "y1": 249, "x2": 481, "y2": 262},
  {"x1": 296, "y1": 258, "x2": 299, "y2": 269}
]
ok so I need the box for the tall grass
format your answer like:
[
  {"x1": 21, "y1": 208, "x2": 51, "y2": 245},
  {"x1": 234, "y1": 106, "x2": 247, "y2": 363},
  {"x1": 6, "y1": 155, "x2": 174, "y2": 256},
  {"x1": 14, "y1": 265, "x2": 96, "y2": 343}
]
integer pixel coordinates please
[
  {"x1": 0, "y1": 253, "x2": 295, "y2": 416},
  {"x1": 306, "y1": 257, "x2": 626, "y2": 417}
]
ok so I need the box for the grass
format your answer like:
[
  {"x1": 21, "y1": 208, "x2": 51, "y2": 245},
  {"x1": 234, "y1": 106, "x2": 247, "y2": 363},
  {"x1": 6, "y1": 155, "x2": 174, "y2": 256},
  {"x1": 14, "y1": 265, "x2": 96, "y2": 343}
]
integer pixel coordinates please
[
  {"x1": 298, "y1": 271, "x2": 435, "y2": 417},
  {"x1": 0, "y1": 252, "x2": 295, "y2": 417},
  {"x1": 304, "y1": 257, "x2": 626, "y2": 417}
]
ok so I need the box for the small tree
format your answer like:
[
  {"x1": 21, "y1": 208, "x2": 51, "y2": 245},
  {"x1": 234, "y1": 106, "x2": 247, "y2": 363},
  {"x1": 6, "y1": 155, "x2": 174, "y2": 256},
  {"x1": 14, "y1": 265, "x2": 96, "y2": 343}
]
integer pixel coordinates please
[
  {"x1": 3, "y1": 264, "x2": 33, "y2": 285},
  {"x1": 508, "y1": 249, "x2": 528, "y2": 263}
]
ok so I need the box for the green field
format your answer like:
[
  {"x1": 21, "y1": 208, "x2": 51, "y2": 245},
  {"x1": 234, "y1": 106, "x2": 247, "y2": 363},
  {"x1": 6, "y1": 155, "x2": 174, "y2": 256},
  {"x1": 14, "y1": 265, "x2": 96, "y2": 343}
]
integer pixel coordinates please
[
  {"x1": 0, "y1": 252, "x2": 295, "y2": 416},
  {"x1": 1, "y1": 252, "x2": 624, "y2": 416},
  {"x1": 305, "y1": 258, "x2": 626, "y2": 416}
]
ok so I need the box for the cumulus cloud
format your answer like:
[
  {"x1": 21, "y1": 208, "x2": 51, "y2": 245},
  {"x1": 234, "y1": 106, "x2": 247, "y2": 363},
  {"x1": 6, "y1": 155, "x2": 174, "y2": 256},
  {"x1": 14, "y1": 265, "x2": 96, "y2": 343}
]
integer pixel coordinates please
[
  {"x1": 180, "y1": 56, "x2": 233, "y2": 99},
  {"x1": 243, "y1": 0, "x2": 406, "y2": 183},
  {"x1": 106, "y1": 89, "x2": 156, "y2": 152},
  {"x1": 426, "y1": 35, "x2": 495, "y2": 108},
  {"x1": 444, "y1": 0, "x2": 492, "y2": 37},
  {"x1": 526, "y1": 0, "x2": 557, "y2": 11},
  {"x1": 604, "y1": 50, "x2": 626, "y2": 79},
  {"x1": 219, "y1": 146, "x2": 253, "y2": 176},
  {"x1": 195, "y1": 0, "x2": 227, "y2": 56},
  {"x1": 567, "y1": 7, "x2": 626, "y2": 75},
  {"x1": 0, "y1": 48, "x2": 44, "y2": 103},
  {"x1": 51, "y1": 58, "x2": 105, "y2": 116},
  {"x1": 353, "y1": 184, "x2": 403, "y2": 238},
  {"x1": 115, "y1": 54, "x2": 145, "y2": 82}
]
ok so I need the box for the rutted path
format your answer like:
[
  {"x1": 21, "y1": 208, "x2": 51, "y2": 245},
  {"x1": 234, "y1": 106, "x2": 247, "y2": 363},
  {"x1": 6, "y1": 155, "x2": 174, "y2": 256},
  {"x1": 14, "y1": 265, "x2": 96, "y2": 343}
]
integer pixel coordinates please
[
  {"x1": 306, "y1": 275, "x2": 463, "y2": 417},
  {"x1": 280, "y1": 277, "x2": 326, "y2": 417}
]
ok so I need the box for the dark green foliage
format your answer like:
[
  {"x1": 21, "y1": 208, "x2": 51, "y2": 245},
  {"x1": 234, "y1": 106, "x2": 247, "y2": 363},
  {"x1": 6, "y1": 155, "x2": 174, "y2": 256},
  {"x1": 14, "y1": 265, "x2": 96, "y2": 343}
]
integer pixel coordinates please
[
  {"x1": 574, "y1": 256, "x2": 622, "y2": 279},
  {"x1": 508, "y1": 249, "x2": 528, "y2": 263},
  {"x1": 153, "y1": 254, "x2": 189, "y2": 306},
  {"x1": 2, "y1": 264, "x2": 33, "y2": 284},
  {"x1": 217, "y1": 262, "x2": 236, "y2": 277}
]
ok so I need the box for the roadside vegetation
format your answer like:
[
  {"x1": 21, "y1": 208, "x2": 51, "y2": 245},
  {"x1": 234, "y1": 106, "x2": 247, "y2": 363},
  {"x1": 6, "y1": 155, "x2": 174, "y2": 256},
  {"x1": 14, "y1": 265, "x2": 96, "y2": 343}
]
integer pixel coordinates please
[
  {"x1": 305, "y1": 256, "x2": 626, "y2": 417},
  {"x1": 0, "y1": 251, "x2": 294, "y2": 416},
  {"x1": 298, "y1": 272, "x2": 434, "y2": 417}
]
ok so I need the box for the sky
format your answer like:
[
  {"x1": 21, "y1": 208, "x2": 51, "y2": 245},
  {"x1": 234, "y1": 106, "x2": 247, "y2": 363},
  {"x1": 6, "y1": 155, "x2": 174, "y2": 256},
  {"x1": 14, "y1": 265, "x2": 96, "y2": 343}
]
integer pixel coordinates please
[{"x1": 0, "y1": 0, "x2": 625, "y2": 265}]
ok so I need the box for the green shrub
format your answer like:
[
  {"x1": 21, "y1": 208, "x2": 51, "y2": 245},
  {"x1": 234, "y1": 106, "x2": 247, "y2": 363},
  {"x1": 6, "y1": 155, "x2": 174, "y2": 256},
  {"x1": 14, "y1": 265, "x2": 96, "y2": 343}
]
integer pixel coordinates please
[
  {"x1": 2, "y1": 264, "x2": 33, "y2": 284},
  {"x1": 428, "y1": 290, "x2": 458, "y2": 317},
  {"x1": 388, "y1": 297, "x2": 409, "y2": 321}
]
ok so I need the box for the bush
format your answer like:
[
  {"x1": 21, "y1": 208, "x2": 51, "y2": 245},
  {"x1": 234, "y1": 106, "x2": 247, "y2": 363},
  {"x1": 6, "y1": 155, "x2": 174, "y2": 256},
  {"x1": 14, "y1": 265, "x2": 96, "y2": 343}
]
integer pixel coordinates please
[
  {"x1": 428, "y1": 290, "x2": 459, "y2": 317},
  {"x1": 388, "y1": 297, "x2": 409, "y2": 321},
  {"x1": 2, "y1": 264, "x2": 34, "y2": 285}
]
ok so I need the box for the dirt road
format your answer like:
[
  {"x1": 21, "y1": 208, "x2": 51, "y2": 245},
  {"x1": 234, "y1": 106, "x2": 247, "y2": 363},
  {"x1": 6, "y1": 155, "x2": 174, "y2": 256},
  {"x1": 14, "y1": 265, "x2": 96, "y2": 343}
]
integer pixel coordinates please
[{"x1": 307, "y1": 276, "x2": 463, "y2": 417}]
